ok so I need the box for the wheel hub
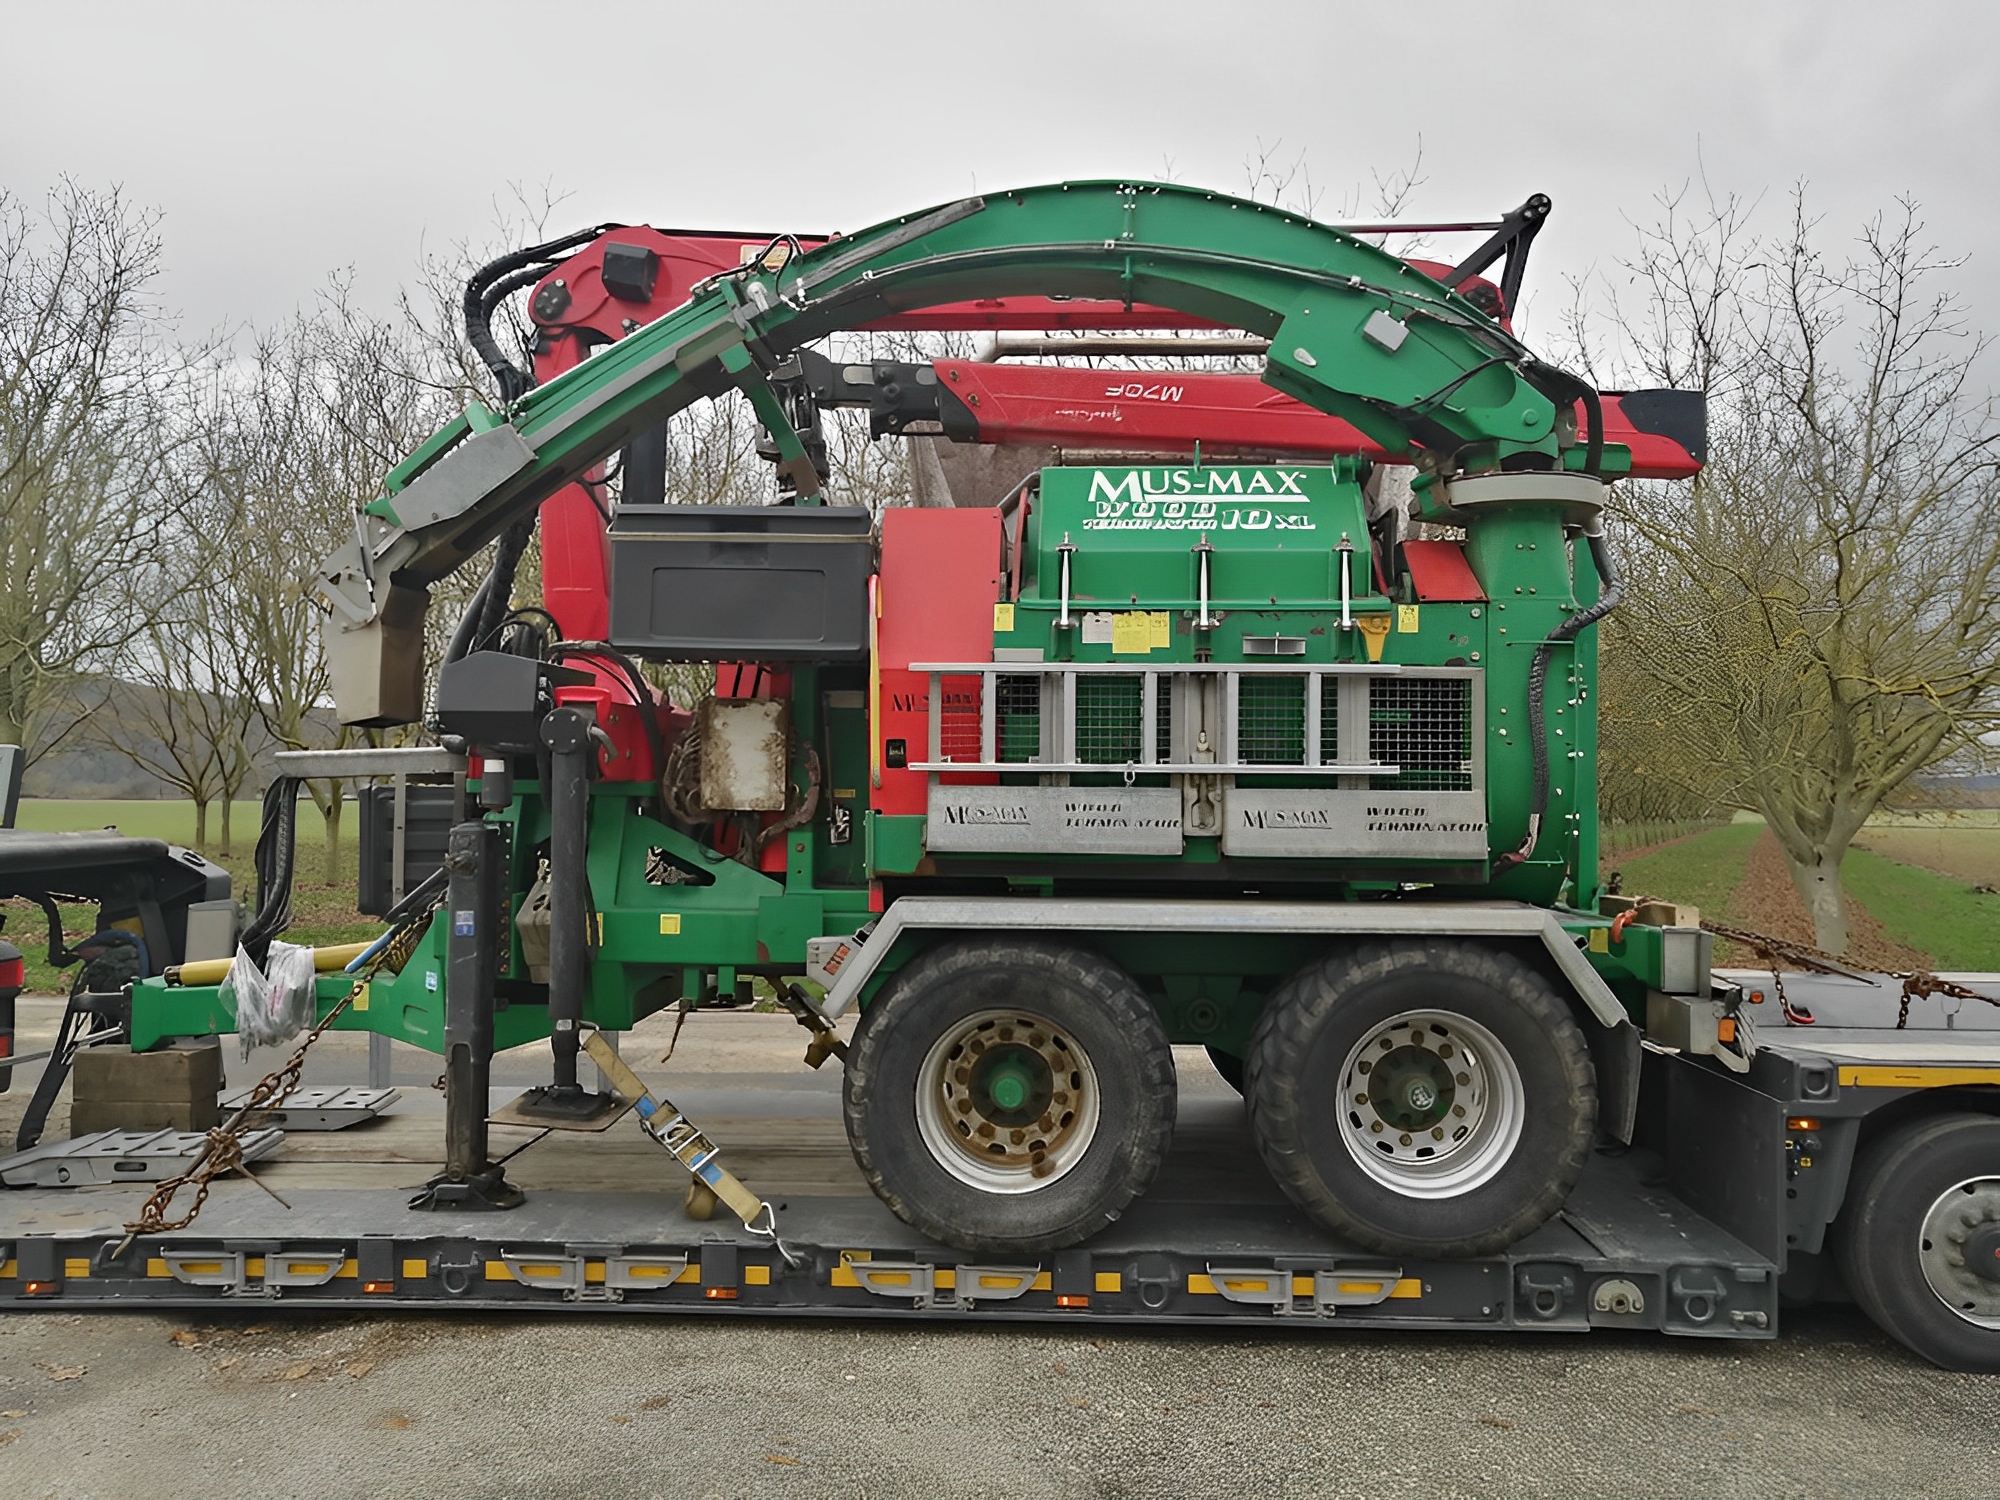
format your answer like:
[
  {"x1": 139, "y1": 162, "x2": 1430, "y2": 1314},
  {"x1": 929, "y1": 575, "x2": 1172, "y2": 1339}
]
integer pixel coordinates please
[
  {"x1": 1336, "y1": 1009, "x2": 1525, "y2": 1199},
  {"x1": 1919, "y1": 1177, "x2": 2000, "y2": 1327},
  {"x1": 915, "y1": 1010, "x2": 1100, "y2": 1195}
]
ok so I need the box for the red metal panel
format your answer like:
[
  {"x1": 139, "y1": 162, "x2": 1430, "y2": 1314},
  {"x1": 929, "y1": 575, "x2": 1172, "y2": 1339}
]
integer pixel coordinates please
[
  {"x1": 530, "y1": 228, "x2": 1216, "y2": 345},
  {"x1": 935, "y1": 361, "x2": 1391, "y2": 460},
  {"x1": 875, "y1": 510, "x2": 1005, "y2": 816},
  {"x1": 1403, "y1": 540, "x2": 1487, "y2": 602},
  {"x1": 937, "y1": 363, "x2": 1701, "y2": 480}
]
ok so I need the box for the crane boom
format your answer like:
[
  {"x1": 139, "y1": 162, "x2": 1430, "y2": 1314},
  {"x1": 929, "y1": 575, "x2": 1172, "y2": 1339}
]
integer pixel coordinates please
[{"x1": 318, "y1": 181, "x2": 1605, "y2": 725}]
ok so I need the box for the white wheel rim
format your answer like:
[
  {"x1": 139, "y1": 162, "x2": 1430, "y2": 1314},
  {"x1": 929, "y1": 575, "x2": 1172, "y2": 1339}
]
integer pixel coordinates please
[
  {"x1": 914, "y1": 1008, "x2": 1100, "y2": 1195},
  {"x1": 1918, "y1": 1176, "x2": 2000, "y2": 1329},
  {"x1": 1334, "y1": 1008, "x2": 1525, "y2": 1199}
]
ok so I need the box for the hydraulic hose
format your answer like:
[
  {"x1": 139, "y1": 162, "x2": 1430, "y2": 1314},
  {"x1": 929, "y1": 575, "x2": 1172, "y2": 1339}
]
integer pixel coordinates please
[
  {"x1": 1494, "y1": 526, "x2": 1622, "y2": 872},
  {"x1": 462, "y1": 222, "x2": 622, "y2": 402},
  {"x1": 239, "y1": 776, "x2": 301, "y2": 961}
]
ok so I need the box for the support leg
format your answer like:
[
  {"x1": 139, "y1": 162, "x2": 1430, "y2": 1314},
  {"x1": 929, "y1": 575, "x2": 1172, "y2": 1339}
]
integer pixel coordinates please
[
  {"x1": 509, "y1": 706, "x2": 618, "y2": 1125},
  {"x1": 411, "y1": 820, "x2": 522, "y2": 1211}
]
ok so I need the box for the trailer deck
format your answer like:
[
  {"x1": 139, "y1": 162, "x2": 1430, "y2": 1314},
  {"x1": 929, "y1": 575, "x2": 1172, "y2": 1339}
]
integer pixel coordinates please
[{"x1": 8, "y1": 976, "x2": 1997, "y2": 1344}]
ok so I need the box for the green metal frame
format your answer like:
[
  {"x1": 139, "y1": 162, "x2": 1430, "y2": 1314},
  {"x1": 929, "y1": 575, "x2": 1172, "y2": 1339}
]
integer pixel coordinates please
[{"x1": 139, "y1": 181, "x2": 1663, "y2": 1060}]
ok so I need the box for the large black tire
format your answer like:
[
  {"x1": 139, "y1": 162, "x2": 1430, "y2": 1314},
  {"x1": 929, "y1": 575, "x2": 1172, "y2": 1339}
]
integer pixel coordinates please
[
  {"x1": 1245, "y1": 940, "x2": 1596, "y2": 1258},
  {"x1": 842, "y1": 938, "x2": 1176, "y2": 1254},
  {"x1": 1832, "y1": 1112, "x2": 2000, "y2": 1372}
]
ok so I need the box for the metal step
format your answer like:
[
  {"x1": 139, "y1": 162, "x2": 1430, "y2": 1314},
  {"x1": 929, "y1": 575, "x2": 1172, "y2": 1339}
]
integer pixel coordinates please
[
  {"x1": 217, "y1": 1086, "x2": 401, "y2": 1131},
  {"x1": 0, "y1": 1128, "x2": 286, "y2": 1188}
]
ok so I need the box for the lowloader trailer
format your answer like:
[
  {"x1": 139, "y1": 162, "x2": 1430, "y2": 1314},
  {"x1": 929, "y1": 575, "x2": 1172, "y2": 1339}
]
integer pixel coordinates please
[{"x1": 3, "y1": 182, "x2": 1998, "y2": 1370}]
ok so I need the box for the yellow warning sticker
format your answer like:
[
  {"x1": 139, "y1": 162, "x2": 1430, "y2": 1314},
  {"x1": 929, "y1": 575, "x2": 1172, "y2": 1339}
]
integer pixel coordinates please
[
  {"x1": 1111, "y1": 612, "x2": 1156, "y2": 654},
  {"x1": 659, "y1": 914, "x2": 682, "y2": 935},
  {"x1": 1150, "y1": 611, "x2": 1172, "y2": 647},
  {"x1": 1397, "y1": 604, "x2": 1420, "y2": 633},
  {"x1": 352, "y1": 983, "x2": 370, "y2": 1013},
  {"x1": 993, "y1": 602, "x2": 1015, "y2": 633}
]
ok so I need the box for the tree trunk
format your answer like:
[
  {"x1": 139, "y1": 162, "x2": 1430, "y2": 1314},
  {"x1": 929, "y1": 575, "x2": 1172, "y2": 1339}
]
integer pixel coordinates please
[
  {"x1": 192, "y1": 796, "x2": 209, "y2": 850},
  {"x1": 1783, "y1": 846, "x2": 1852, "y2": 957},
  {"x1": 321, "y1": 781, "x2": 344, "y2": 885},
  {"x1": 218, "y1": 794, "x2": 234, "y2": 858}
]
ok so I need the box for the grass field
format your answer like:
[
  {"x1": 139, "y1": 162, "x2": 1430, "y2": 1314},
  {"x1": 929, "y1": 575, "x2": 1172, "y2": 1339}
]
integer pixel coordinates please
[
  {"x1": 1853, "y1": 825, "x2": 2000, "y2": 888},
  {"x1": 1841, "y1": 847, "x2": 2000, "y2": 971},
  {"x1": 1605, "y1": 821, "x2": 1764, "y2": 920},
  {"x1": 1611, "y1": 821, "x2": 2000, "y2": 971}
]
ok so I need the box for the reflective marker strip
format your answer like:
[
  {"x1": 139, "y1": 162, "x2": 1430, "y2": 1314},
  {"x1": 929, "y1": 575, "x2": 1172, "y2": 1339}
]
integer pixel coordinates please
[
  {"x1": 1187, "y1": 1273, "x2": 1422, "y2": 1299},
  {"x1": 1839, "y1": 1066, "x2": 2000, "y2": 1089}
]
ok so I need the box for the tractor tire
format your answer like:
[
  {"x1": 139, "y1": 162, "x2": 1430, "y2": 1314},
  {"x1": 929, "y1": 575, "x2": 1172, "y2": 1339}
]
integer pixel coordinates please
[
  {"x1": 842, "y1": 937, "x2": 1176, "y2": 1254},
  {"x1": 1832, "y1": 1112, "x2": 2000, "y2": 1372},
  {"x1": 1245, "y1": 939, "x2": 1596, "y2": 1258}
]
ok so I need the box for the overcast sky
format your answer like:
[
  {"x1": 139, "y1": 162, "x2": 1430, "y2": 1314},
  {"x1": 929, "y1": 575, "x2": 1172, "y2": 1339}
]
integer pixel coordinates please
[{"x1": 5, "y1": 0, "x2": 1997, "y2": 359}]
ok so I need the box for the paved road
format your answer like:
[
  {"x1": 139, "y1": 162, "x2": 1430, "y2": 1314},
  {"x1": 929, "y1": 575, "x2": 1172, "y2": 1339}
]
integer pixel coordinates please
[{"x1": 2, "y1": 1001, "x2": 1993, "y2": 1498}]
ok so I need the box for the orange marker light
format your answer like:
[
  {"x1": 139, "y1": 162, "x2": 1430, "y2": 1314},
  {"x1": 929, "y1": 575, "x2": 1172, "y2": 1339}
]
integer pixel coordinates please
[
  {"x1": 705, "y1": 1286, "x2": 739, "y2": 1300},
  {"x1": 1055, "y1": 1294, "x2": 1089, "y2": 1309},
  {"x1": 1717, "y1": 1017, "x2": 1737, "y2": 1043},
  {"x1": 1786, "y1": 1117, "x2": 1822, "y2": 1132},
  {"x1": 363, "y1": 1281, "x2": 395, "y2": 1294},
  {"x1": 23, "y1": 1281, "x2": 57, "y2": 1296}
]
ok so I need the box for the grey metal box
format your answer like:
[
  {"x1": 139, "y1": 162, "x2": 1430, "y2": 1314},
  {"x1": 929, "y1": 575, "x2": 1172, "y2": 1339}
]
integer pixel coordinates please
[
  {"x1": 609, "y1": 505, "x2": 874, "y2": 662},
  {"x1": 357, "y1": 783, "x2": 457, "y2": 917}
]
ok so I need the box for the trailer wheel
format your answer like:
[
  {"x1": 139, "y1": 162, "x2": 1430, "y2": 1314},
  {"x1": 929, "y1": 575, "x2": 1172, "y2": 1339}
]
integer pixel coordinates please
[
  {"x1": 1245, "y1": 940, "x2": 1596, "y2": 1257},
  {"x1": 1833, "y1": 1112, "x2": 2000, "y2": 1372},
  {"x1": 843, "y1": 938, "x2": 1175, "y2": 1254}
]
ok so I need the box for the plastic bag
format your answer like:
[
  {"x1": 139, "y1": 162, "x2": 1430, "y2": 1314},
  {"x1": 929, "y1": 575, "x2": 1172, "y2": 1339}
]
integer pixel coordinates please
[{"x1": 221, "y1": 940, "x2": 318, "y2": 1060}]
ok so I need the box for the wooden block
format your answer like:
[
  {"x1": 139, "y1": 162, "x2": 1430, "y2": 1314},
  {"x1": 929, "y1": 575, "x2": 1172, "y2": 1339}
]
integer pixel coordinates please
[
  {"x1": 1636, "y1": 900, "x2": 1700, "y2": 929},
  {"x1": 70, "y1": 1095, "x2": 218, "y2": 1135},
  {"x1": 73, "y1": 1036, "x2": 224, "y2": 1105}
]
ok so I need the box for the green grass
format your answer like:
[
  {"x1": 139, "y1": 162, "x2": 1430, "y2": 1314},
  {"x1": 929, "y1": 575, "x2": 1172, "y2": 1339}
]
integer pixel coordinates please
[
  {"x1": 1603, "y1": 821, "x2": 1762, "y2": 919},
  {"x1": 7, "y1": 797, "x2": 369, "y2": 993},
  {"x1": 1840, "y1": 847, "x2": 2000, "y2": 972}
]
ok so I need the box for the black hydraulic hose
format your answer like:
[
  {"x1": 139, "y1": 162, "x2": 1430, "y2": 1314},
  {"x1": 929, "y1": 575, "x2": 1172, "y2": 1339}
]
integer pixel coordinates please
[
  {"x1": 551, "y1": 641, "x2": 670, "y2": 818},
  {"x1": 443, "y1": 572, "x2": 494, "y2": 668},
  {"x1": 475, "y1": 516, "x2": 537, "y2": 647},
  {"x1": 1520, "y1": 358, "x2": 1603, "y2": 478},
  {"x1": 462, "y1": 222, "x2": 622, "y2": 402},
  {"x1": 239, "y1": 777, "x2": 301, "y2": 961},
  {"x1": 1494, "y1": 528, "x2": 1622, "y2": 873}
]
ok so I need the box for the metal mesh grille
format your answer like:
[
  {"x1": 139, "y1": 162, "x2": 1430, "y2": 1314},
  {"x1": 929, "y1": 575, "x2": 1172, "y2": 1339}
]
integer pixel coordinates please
[
  {"x1": 1237, "y1": 676, "x2": 1306, "y2": 765},
  {"x1": 996, "y1": 674, "x2": 1042, "y2": 764},
  {"x1": 1369, "y1": 678, "x2": 1473, "y2": 790},
  {"x1": 1318, "y1": 681, "x2": 1340, "y2": 765},
  {"x1": 1076, "y1": 675, "x2": 1145, "y2": 765},
  {"x1": 936, "y1": 674, "x2": 984, "y2": 763}
]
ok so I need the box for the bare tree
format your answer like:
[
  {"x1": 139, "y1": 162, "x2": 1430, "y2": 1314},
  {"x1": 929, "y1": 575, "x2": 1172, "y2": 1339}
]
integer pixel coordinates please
[
  {"x1": 0, "y1": 181, "x2": 197, "y2": 758},
  {"x1": 1581, "y1": 184, "x2": 2000, "y2": 953}
]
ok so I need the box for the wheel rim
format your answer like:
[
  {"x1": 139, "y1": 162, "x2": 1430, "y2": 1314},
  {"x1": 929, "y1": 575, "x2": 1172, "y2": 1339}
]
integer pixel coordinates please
[
  {"x1": 914, "y1": 1009, "x2": 1100, "y2": 1194},
  {"x1": 1918, "y1": 1176, "x2": 2000, "y2": 1329},
  {"x1": 1334, "y1": 1008, "x2": 1525, "y2": 1198}
]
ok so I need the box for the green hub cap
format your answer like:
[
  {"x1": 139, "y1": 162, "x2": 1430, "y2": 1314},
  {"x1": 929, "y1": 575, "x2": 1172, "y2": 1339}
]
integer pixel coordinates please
[
  {"x1": 971, "y1": 1046, "x2": 1054, "y2": 1126},
  {"x1": 915, "y1": 1010, "x2": 1102, "y2": 1195}
]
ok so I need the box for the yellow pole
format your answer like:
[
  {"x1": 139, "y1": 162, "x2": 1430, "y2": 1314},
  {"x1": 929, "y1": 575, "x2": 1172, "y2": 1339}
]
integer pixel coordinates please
[{"x1": 166, "y1": 940, "x2": 373, "y2": 988}]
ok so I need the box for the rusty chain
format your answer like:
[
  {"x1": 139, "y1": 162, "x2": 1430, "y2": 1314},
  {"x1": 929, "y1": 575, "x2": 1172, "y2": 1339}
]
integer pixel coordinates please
[
  {"x1": 1633, "y1": 899, "x2": 1999, "y2": 1031},
  {"x1": 113, "y1": 912, "x2": 434, "y2": 1256}
]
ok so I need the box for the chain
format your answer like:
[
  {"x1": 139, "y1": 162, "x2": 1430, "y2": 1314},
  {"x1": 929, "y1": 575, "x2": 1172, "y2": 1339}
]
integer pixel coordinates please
[
  {"x1": 1895, "y1": 970, "x2": 1995, "y2": 1030},
  {"x1": 113, "y1": 911, "x2": 434, "y2": 1256},
  {"x1": 1631, "y1": 898, "x2": 1999, "y2": 1031}
]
